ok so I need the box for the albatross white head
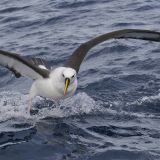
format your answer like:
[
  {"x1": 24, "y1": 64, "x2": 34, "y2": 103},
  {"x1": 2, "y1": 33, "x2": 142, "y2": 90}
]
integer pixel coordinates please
[
  {"x1": 48, "y1": 67, "x2": 77, "y2": 99},
  {"x1": 62, "y1": 67, "x2": 77, "y2": 96}
]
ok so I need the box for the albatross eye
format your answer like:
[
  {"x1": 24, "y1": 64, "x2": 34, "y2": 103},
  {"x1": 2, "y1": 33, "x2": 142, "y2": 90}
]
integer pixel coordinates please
[
  {"x1": 71, "y1": 75, "x2": 74, "y2": 78},
  {"x1": 62, "y1": 73, "x2": 65, "y2": 77}
]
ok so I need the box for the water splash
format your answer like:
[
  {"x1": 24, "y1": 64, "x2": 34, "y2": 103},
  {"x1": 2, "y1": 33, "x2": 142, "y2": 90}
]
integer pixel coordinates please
[
  {"x1": 2, "y1": 90, "x2": 160, "y2": 132},
  {"x1": 35, "y1": 92, "x2": 99, "y2": 119},
  {"x1": 0, "y1": 91, "x2": 30, "y2": 121},
  {"x1": 0, "y1": 91, "x2": 99, "y2": 127}
]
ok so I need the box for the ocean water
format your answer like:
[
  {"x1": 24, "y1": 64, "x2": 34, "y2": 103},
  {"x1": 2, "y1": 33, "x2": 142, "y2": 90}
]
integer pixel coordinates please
[{"x1": 0, "y1": 0, "x2": 160, "y2": 160}]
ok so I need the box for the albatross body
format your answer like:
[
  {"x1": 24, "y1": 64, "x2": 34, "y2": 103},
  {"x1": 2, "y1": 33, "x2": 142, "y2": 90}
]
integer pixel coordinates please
[
  {"x1": 30, "y1": 67, "x2": 77, "y2": 100},
  {"x1": 0, "y1": 29, "x2": 160, "y2": 112}
]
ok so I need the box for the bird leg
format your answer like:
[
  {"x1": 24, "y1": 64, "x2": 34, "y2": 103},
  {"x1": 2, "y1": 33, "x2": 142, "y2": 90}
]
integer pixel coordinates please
[{"x1": 27, "y1": 96, "x2": 32, "y2": 114}]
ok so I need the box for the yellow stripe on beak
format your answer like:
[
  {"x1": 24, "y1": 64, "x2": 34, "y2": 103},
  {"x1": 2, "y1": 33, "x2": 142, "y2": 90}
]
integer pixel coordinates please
[{"x1": 64, "y1": 78, "x2": 69, "y2": 96}]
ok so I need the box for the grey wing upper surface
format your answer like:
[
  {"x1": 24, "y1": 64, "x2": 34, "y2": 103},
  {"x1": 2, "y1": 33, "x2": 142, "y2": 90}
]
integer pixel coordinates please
[
  {"x1": 27, "y1": 57, "x2": 51, "y2": 70},
  {"x1": 0, "y1": 50, "x2": 50, "y2": 79},
  {"x1": 65, "y1": 29, "x2": 160, "y2": 73}
]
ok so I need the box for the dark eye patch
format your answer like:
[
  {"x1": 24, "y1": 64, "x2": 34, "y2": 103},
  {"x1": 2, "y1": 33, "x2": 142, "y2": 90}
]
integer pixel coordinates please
[{"x1": 71, "y1": 75, "x2": 74, "y2": 78}]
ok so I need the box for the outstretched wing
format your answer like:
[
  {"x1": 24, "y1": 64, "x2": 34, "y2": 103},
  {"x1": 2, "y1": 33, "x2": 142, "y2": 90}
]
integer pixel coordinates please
[
  {"x1": 27, "y1": 57, "x2": 51, "y2": 70},
  {"x1": 0, "y1": 50, "x2": 50, "y2": 79},
  {"x1": 65, "y1": 29, "x2": 160, "y2": 73}
]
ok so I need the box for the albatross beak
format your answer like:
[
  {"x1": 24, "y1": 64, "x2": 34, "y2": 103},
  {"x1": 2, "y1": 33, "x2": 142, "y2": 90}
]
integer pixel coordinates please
[{"x1": 64, "y1": 78, "x2": 70, "y2": 96}]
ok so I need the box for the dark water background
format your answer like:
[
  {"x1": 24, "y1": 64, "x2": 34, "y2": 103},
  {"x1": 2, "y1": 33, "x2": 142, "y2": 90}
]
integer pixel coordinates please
[{"x1": 0, "y1": 0, "x2": 160, "y2": 159}]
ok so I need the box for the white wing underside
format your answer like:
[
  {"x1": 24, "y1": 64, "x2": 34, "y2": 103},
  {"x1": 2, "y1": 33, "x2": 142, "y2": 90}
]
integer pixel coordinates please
[{"x1": 0, "y1": 54, "x2": 44, "y2": 79}]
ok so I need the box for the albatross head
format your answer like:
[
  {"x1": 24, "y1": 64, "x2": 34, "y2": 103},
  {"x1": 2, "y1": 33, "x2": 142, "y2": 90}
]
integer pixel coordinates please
[
  {"x1": 50, "y1": 67, "x2": 77, "y2": 97},
  {"x1": 62, "y1": 68, "x2": 77, "y2": 96}
]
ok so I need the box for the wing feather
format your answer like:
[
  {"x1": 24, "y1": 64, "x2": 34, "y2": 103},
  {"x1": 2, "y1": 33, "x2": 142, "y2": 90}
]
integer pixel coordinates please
[
  {"x1": 27, "y1": 57, "x2": 50, "y2": 70},
  {"x1": 65, "y1": 29, "x2": 160, "y2": 73},
  {"x1": 0, "y1": 50, "x2": 50, "y2": 79}
]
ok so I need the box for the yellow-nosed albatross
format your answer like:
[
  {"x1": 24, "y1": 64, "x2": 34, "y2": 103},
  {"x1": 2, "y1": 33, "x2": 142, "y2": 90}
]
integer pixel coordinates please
[{"x1": 0, "y1": 29, "x2": 160, "y2": 112}]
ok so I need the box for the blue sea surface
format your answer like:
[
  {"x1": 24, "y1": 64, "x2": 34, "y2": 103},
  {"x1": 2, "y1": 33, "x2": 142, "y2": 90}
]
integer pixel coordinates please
[{"x1": 0, "y1": 0, "x2": 160, "y2": 160}]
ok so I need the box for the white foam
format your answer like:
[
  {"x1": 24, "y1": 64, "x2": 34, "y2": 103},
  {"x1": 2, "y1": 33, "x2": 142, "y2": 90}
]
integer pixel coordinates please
[
  {"x1": 141, "y1": 93, "x2": 160, "y2": 103},
  {"x1": 34, "y1": 92, "x2": 99, "y2": 119},
  {"x1": 127, "y1": 93, "x2": 160, "y2": 107},
  {"x1": 0, "y1": 92, "x2": 97, "y2": 122},
  {"x1": 0, "y1": 91, "x2": 30, "y2": 121},
  {"x1": 60, "y1": 92, "x2": 97, "y2": 114}
]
